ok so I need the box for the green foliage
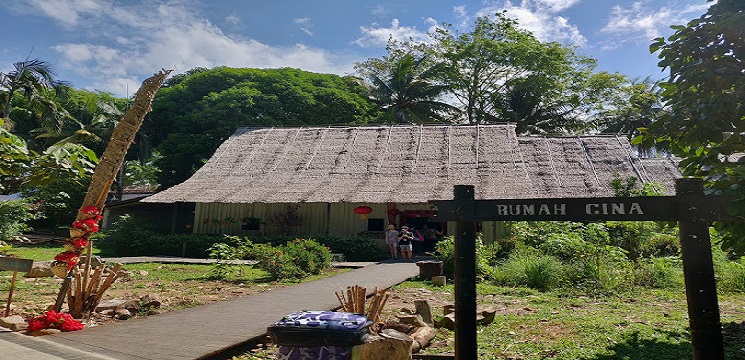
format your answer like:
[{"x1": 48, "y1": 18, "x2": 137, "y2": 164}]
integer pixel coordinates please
[
  {"x1": 644, "y1": 0, "x2": 745, "y2": 254},
  {"x1": 359, "y1": 53, "x2": 457, "y2": 123},
  {"x1": 434, "y1": 235, "x2": 492, "y2": 279},
  {"x1": 105, "y1": 214, "x2": 221, "y2": 257},
  {"x1": 206, "y1": 241, "x2": 246, "y2": 280},
  {"x1": 320, "y1": 235, "x2": 387, "y2": 262},
  {"x1": 610, "y1": 174, "x2": 666, "y2": 197},
  {"x1": 634, "y1": 257, "x2": 684, "y2": 289},
  {"x1": 207, "y1": 236, "x2": 333, "y2": 281},
  {"x1": 492, "y1": 249, "x2": 565, "y2": 291},
  {"x1": 144, "y1": 67, "x2": 379, "y2": 188},
  {"x1": 0, "y1": 200, "x2": 41, "y2": 240}
]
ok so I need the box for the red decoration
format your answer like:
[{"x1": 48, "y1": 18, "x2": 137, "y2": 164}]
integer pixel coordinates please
[
  {"x1": 27, "y1": 310, "x2": 84, "y2": 332},
  {"x1": 354, "y1": 206, "x2": 373, "y2": 219}
]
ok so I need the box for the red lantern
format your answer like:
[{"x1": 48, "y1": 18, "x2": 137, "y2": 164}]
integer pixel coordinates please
[{"x1": 353, "y1": 206, "x2": 373, "y2": 219}]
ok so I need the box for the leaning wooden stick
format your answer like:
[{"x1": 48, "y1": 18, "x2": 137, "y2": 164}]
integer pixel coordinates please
[{"x1": 52, "y1": 70, "x2": 171, "y2": 317}]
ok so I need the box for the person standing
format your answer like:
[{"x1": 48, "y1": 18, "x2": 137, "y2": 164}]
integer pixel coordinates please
[
  {"x1": 398, "y1": 225, "x2": 414, "y2": 262},
  {"x1": 385, "y1": 224, "x2": 399, "y2": 259}
]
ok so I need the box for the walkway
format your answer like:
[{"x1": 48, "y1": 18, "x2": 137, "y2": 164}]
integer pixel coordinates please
[{"x1": 2, "y1": 259, "x2": 421, "y2": 360}]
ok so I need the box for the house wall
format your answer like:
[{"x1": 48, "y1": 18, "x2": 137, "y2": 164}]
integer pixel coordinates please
[{"x1": 194, "y1": 202, "x2": 437, "y2": 237}]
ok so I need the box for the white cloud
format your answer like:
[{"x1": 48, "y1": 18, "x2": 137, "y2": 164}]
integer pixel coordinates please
[
  {"x1": 534, "y1": 0, "x2": 582, "y2": 13},
  {"x1": 354, "y1": 18, "x2": 438, "y2": 48},
  {"x1": 600, "y1": 1, "x2": 712, "y2": 49},
  {"x1": 21, "y1": 1, "x2": 358, "y2": 96},
  {"x1": 295, "y1": 18, "x2": 313, "y2": 37},
  {"x1": 477, "y1": 1, "x2": 587, "y2": 47},
  {"x1": 27, "y1": 0, "x2": 106, "y2": 27},
  {"x1": 225, "y1": 14, "x2": 240, "y2": 25}
]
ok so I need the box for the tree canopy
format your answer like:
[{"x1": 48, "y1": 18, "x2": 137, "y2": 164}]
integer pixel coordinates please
[
  {"x1": 143, "y1": 67, "x2": 379, "y2": 188},
  {"x1": 356, "y1": 13, "x2": 630, "y2": 134},
  {"x1": 644, "y1": 0, "x2": 744, "y2": 253}
]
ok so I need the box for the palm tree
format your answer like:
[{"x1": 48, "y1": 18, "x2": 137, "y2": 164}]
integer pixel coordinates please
[
  {"x1": 368, "y1": 54, "x2": 458, "y2": 123},
  {"x1": 0, "y1": 58, "x2": 69, "y2": 130}
]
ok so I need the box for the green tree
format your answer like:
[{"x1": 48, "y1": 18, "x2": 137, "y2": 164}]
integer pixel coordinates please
[
  {"x1": 646, "y1": 0, "x2": 744, "y2": 253},
  {"x1": 144, "y1": 67, "x2": 379, "y2": 188},
  {"x1": 0, "y1": 58, "x2": 70, "y2": 130},
  {"x1": 364, "y1": 53, "x2": 457, "y2": 123},
  {"x1": 597, "y1": 78, "x2": 667, "y2": 156}
]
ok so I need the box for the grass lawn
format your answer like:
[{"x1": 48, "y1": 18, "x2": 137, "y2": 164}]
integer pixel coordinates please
[
  {"x1": 234, "y1": 280, "x2": 745, "y2": 360},
  {"x1": 388, "y1": 281, "x2": 745, "y2": 360},
  {"x1": 1, "y1": 244, "x2": 348, "y2": 320}
]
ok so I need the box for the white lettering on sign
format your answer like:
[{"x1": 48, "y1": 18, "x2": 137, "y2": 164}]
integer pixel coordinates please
[
  {"x1": 585, "y1": 202, "x2": 644, "y2": 215},
  {"x1": 496, "y1": 203, "x2": 567, "y2": 216}
]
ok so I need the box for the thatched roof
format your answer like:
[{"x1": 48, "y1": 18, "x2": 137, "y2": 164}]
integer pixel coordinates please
[{"x1": 143, "y1": 124, "x2": 681, "y2": 204}]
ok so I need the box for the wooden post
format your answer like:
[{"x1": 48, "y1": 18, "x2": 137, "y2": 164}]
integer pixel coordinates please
[
  {"x1": 5, "y1": 271, "x2": 18, "y2": 317},
  {"x1": 676, "y1": 178, "x2": 724, "y2": 360},
  {"x1": 453, "y1": 185, "x2": 477, "y2": 360}
]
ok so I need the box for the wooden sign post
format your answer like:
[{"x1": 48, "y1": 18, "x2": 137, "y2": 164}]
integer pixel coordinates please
[
  {"x1": 1, "y1": 257, "x2": 34, "y2": 317},
  {"x1": 432, "y1": 178, "x2": 735, "y2": 360}
]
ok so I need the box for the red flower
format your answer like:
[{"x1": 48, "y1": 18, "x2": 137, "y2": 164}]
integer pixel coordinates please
[{"x1": 72, "y1": 238, "x2": 88, "y2": 249}]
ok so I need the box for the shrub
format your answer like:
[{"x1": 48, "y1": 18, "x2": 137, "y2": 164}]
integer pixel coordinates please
[
  {"x1": 0, "y1": 200, "x2": 41, "y2": 241},
  {"x1": 718, "y1": 259, "x2": 745, "y2": 292},
  {"x1": 634, "y1": 257, "x2": 684, "y2": 289},
  {"x1": 284, "y1": 239, "x2": 333, "y2": 275},
  {"x1": 319, "y1": 235, "x2": 386, "y2": 262},
  {"x1": 565, "y1": 245, "x2": 635, "y2": 293},
  {"x1": 435, "y1": 235, "x2": 493, "y2": 280},
  {"x1": 209, "y1": 237, "x2": 333, "y2": 281},
  {"x1": 539, "y1": 232, "x2": 590, "y2": 260},
  {"x1": 105, "y1": 214, "x2": 222, "y2": 257},
  {"x1": 493, "y1": 250, "x2": 565, "y2": 291}
]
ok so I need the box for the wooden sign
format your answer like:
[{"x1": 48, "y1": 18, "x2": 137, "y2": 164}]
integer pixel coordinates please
[
  {"x1": 432, "y1": 195, "x2": 734, "y2": 222},
  {"x1": 1, "y1": 257, "x2": 33, "y2": 317},
  {"x1": 0, "y1": 257, "x2": 34, "y2": 273}
]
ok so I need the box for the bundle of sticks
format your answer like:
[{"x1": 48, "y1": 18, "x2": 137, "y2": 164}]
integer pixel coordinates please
[
  {"x1": 67, "y1": 263, "x2": 122, "y2": 318},
  {"x1": 334, "y1": 285, "x2": 390, "y2": 324}
]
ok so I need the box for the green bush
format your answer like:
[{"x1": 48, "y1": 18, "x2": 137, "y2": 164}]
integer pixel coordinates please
[
  {"x1": 492, "y1": 250, "x2": 565, "y2": 291},
  {"x1": 318, "y1": 235, "x2": 386, "y2": 262},
  {"x1": 435, "y1": 235, "x2": 492, "y2": 280},
  {"x1": 0, "y1": 200, "x2": 41, "y2": 240},
  {"x1": 104, "y1": 214, "x2": 222, "y2": 257},
  {"x1": 251, "y1": 239, "x2": 333, "y2": 281},
  {"x1": 564, "y1": 245, "x2": 635, "y2": 293},
  {"x1": 634, "y1": 257, "x2": 684, "y2": 289}
]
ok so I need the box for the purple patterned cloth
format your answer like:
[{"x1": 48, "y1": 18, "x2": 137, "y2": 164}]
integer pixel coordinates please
[{"x1": 277, "y1": 345, "x2": 355, "y2": 360}]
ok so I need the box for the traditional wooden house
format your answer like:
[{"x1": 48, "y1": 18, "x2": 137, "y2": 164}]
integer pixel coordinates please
[{"x1": 142, "y1": 124, "x2": 681, "y2": 242}]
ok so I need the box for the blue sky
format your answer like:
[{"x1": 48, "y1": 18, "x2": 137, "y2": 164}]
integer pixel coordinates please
[{"x1": 0, "y1": 0, "x2": 713, "y2": 97}]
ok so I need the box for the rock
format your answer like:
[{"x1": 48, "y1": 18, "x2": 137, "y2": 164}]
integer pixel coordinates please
[
  {"x1": 119, "y1": 299, "x2": 141, "y2": 313},
  {"x1": 414, "y1": 300, "x2": 433, "y2": 327},
  {"x1": 434, "y1": 314, "x2": 456, "y2": 330},
  {"x1": 399, "y1": 307, "x2": 415, "y2": 314},
  {"x1": 24, "y1": 261, "x2": 53, "y2": 278},
  {"x1": 115, "y1": 309, "x2": 132, "y2": 320},
  {"x1": 0, "y1": 315, "x2": 28, "y2": 332},
  {"x1": 396, "y1": 314, "x2": 427, "y2": 328},
  {"x1": 415, "y1": 260, "x2": 443, "y2": 279},
  {"x1": 361, "y1": 330, "x2": 412, "y2": 360},
  {"x1": 443, "y1": 304, "x2": 455, "y2": 316},
  {"x1": 31, "y1": 328, "x2": 62, "y2": 336},
  {"x1": 138, "y1": 270, "x2": 149, "y2": 276},
  {"x1": 95, "y1": 299, "x2": 127, "y2": 312},
  {"x1": 478, "y1": 309, "x2": 496, "y2": 326},
  {"x1": 431, "y1": 276, "x2": 446, "y2": 287},
  {"x1": 140, "y1": 294, "x2": 161, "y2": 308}
]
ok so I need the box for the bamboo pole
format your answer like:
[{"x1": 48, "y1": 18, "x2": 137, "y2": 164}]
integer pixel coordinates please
[{"x1": 54, "y1": 70, "x2": 171, "y2": 317}]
